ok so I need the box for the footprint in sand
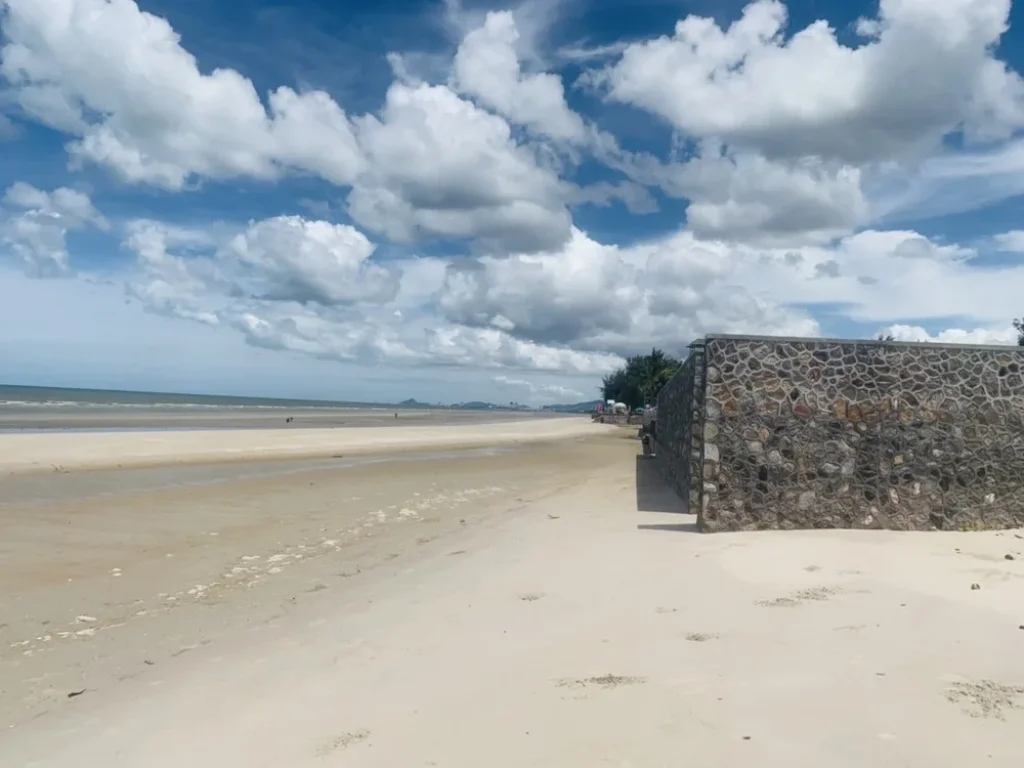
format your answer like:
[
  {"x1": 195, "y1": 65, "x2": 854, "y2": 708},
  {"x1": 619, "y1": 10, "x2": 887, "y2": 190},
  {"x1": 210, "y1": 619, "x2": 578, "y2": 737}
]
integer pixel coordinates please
[
  {"x1": 945, "y1": 679, "x2": 1024, "y2": 720},
  {"x1": 756, "y1": 586, "x2": 841, "y2": 608},
  {"x1": 685, "y1": 632, "x2": 720, "y2": 642},
  {"x1": 519, "y1": 593, "x2": 545, "y2": 602},
  {"x1": 316, "y1": 729, "x2": 370, "y2": 757},
  {"x1": 556, "y1": 674, "x2": 646, "y2": 690}
]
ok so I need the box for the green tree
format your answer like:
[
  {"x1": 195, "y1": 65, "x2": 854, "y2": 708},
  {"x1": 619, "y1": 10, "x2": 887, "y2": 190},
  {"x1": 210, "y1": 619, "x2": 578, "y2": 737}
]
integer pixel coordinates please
[
  {"x1": 601, "y1": 348, "x2": 681, "y2": 409},
  {"x1": 1014, "y1": 318, "x2": 1024, "y2": 347}
]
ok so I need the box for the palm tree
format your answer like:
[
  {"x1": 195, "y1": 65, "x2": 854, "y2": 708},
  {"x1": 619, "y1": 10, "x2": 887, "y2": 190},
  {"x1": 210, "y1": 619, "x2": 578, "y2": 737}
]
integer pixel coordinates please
[{"x1": 601, "y1": 348, "x2": 681, "y2": 409}]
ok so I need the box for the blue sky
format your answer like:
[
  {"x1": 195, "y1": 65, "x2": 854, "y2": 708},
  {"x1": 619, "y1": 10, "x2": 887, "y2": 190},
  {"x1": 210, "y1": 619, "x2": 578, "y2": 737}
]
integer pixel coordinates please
[{"x1": 2, "y1": 0, "x2": 1024, "y2": 405}]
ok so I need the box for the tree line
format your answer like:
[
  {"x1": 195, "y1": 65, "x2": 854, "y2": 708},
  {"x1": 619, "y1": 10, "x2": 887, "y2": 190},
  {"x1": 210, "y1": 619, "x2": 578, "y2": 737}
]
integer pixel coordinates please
[{"x1": 600, "y1": 348, "x2": 681, "y2": 410}]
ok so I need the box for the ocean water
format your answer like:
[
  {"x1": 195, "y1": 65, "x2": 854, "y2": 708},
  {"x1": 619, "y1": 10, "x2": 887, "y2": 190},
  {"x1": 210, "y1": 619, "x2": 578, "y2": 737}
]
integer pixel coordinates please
[{"x1": 0, "y1": 384, "x2": 386, "y2": 410}]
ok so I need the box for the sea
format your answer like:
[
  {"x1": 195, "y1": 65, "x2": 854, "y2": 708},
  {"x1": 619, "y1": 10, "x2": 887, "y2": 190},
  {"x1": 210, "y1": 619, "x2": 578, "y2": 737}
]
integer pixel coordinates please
[{"x1": 0, "y1": 384, "x2": 390, "y2": 411}]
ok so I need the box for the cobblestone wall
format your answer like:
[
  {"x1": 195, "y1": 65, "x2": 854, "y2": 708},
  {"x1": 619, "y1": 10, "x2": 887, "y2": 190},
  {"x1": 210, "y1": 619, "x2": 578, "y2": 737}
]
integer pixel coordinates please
[
  {"x1": 698, "y1": 336, "x2": 1024, "y2": 532},
  {"x1": 654, "y1": 343, "x2": 705, "y2": 512}
]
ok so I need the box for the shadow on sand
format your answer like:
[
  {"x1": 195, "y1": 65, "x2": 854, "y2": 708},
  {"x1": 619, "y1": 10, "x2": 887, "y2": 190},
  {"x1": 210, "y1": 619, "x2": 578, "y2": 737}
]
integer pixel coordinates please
[{"x1": 634, "y1": 454, "x2": 700, "y2": 533}]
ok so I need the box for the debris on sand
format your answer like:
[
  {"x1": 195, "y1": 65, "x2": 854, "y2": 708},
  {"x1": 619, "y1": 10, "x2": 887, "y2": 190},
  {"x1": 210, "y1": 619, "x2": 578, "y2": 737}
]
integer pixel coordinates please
[
  {"x1": 685, "y1": 632, "x2": 720, "y2": 642},
  {"x1": 556, "y1": 674, "x2": 646, "y2": 690},
  {"x1": 945, "y1": 680, "x2": 1024, "y2": 720}
]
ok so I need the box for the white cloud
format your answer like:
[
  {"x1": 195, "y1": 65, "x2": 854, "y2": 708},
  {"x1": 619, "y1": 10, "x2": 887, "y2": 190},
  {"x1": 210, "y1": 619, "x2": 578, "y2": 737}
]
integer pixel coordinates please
[
  {"x1": 349, "y1": 82, "x2": 572, "y2": 253},
  {"x1": 566, "y1": 179, "x2": 659, "y2": 215},
  {"x1": 675, "y1": 149, "x2": 867, "y2": 244},
  {"x1": 123, "y1": 214, "x2": 621, "y2": 375},
  {"x1": 880, "y1": 324, "x2": 1020, "y2": 345},
  {"x1": 5, "y1": 0, "x2": 1024, "y2": 403},
  {"x1": 440, "y1": 0, "x2": 563, "y2": 69},
  {"x1": 0, "y1": 0, "x2": 577, "y2": 255},
  {"x1": 4, "y1": 181, "x2": 105, "y2": 227},
  {"x1": 0, "y1": 182, "x2": 107, "y2": 276},
  {"x1": 438, "y1": 227, "x2": 820, "y2": 355},
  {"x1": 125, "y1": 216, "x2": 401, "y2": 322},
  {"x1": 712, "y1": 228, "x2": 1024, "y2": 328},
  {"x1": 867, "y1": 137, "x2": 1024, "y2": 224},
  {"x1": 0, "y1": 0, "x2": 364, "y2": 189},
  {"x1": 591, "y1": 131, "x2": 867, "y2": 246},
  {"x1": 0, "y1": 267, "x2": 578, "y2": 404},
  {"x1": 590, "y1": 0, "x2": 1024, "y2": 163},
  {"x1": 452, "y1": 11, "x2": 586, "y2": 143},
  {"x1": 493, "y1": 375, "x2": 586, "y2": 403},
  {"x1": 218, "y1": 300, "x2": 623, "y2": 375},
  {"x1": 124, "y1": 220, "x2": 225, "y2": 325},
  {"x1": 30, "y1": 204, "x2": 1024, "y2": 395},
  {"x1": 993, "y1": 231, "x2": 1024, "y2": 252},
  {"x1": 438, "y1": 223, "x2": 1024, "y2": 359},
  {"x1": 222, "y1": 217, "x2": 398, "y2": 305}
]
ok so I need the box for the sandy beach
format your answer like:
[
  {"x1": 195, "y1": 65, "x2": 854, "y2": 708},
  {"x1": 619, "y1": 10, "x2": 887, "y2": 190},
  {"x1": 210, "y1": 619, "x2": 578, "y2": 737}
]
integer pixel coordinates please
[
  {"x1": 2, "y1": 426, "x2": 1024, "y2": 766},
  {"x1": 0, "y1": 416, "x2": 598, "y2": 474},
  {"x1": 0, "y1": 405, "x2": 557, "y2": 432}
]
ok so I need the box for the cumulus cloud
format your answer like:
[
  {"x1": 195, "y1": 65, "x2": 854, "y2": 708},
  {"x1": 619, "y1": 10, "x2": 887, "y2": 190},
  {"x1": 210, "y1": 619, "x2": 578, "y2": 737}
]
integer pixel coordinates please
[
  {"x1": 126, "y1": 216, "x2": 400, "y2": 317},
  {"x1": 589, "y1": 0, "x2": 1024, "y2": 163},
  {"x1": 709, "y1": 228, "x2": 1024, "y2": 328},
  {"x1": 0, "y1": 182, "x2": 107, "y2": 276},
  {"x1": 434, "y1": 222, "x2": 1024, "y2": 359},
  {"x1": 0, "y1": 0, "x2": 581, "y2": 255},
  {"x1": 992, "y1": 230, "x2": 1024, "y2": 252},
  {"x1": 880, "y1": 324, "x2": 1020, "y2": 345},
  {"x1": 123, "y1": 209, "x2": 1024, "y2": 380},
  {"x1": 0, "y1": 0, "x2": 364, "y2": 189},
  {"x1": 4, "y1": 0, "x2": 1024, "y2": 401},
  {"x1": 220, "y1": 301, "x2": 624, "y2": 375},
  {"x1": 676, "y1": 150, "x2": 867, "y2": 244},
  {"x1": 222, "y1": 217, "x2": 398, "y2": 306},
  {"x1": 493, "y1": 375, "x2": 586, "y2": 403},
  {"x1": 124, "y1": 220, "x2": 225, "y2": 325},
  {"x1": 123, "y1": 214, "x2": 622, "y2": 374},
  {"x1": 591, "y1": 129, "x2": 868, "y2": 246},
  {"x1": 452, "y1": 11, "x2": 586, "y2": 143},
  {"x1": 349, "y1": 82, "x2": 572, "y2": 253},
  {"x1": 438, "y1": 227, "x2": 820, "y2": 355}
]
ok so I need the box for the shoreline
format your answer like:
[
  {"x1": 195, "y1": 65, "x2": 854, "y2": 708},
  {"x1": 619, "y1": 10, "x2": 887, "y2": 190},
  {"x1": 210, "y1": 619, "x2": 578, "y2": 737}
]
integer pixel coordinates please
[
  {"x1": 0, "y1": 405, "x2": 566, "y2": 432},
  {"x1": 0, "y1": 417, "x2": 611, "y2": 475}
]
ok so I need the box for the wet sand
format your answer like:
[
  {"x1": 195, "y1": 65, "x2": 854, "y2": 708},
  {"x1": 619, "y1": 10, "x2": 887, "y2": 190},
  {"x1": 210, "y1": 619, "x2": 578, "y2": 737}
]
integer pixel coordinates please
[
  {"x1": 1, "y1": 431, "x2": 1023, "y2": 766},
  {"x1": 0, "y1": 417, "x2": 600, "y2": 474},
  {"x1": 0, "y1": 405, "x2": 554, "y2": 432}
]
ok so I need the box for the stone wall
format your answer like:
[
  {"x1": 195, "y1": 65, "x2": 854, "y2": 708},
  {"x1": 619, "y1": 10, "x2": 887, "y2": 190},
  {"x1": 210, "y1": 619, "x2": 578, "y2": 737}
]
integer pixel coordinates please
[
  {"x1": 654, "y1": 342, "x2": 705, "y2": 512},
  {"x1": 660, "y1": 334, "x2": 1024, "y2": 532}
]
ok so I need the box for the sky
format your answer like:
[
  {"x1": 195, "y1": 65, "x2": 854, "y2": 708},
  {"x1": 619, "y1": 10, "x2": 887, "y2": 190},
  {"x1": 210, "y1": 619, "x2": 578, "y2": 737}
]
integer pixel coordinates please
[{"x1": 2, "y1": 0, "x2": 1024, "y2": 406}]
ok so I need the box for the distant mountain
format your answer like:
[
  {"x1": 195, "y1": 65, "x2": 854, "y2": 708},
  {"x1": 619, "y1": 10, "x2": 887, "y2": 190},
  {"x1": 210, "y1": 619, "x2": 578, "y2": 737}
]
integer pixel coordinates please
[
  {"x1": 451, "y1": 401, "x2": 538, "y2": 411},
  {"x1": 541, "y1": 400, "x2": 601, "y2": 413},
  {"x1": 398, "y1": 398, "x2": 434, "y2": 408},
  {"x1": 394, "y1": 399, "x2": 541, "y2": 411}
]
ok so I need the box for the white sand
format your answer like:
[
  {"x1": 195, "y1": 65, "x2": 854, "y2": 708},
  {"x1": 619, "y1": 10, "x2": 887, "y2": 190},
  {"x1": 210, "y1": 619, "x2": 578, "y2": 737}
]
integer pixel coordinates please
[
  {"x1": 2, "y1": 435, "x2": 1023, "y2": 766},
  {"x1": 0, "y1": 417, "x2": 608, "y2": 474}
]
